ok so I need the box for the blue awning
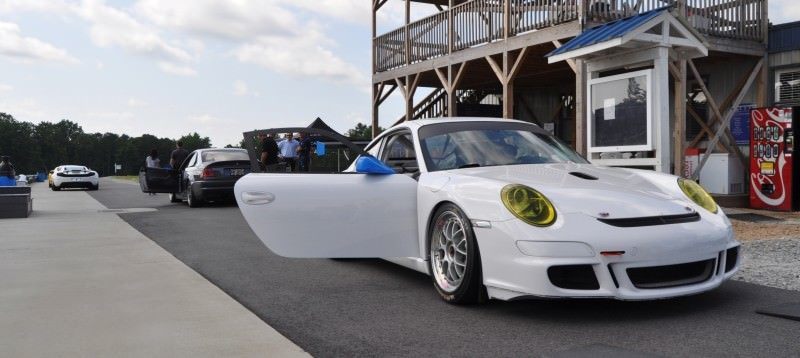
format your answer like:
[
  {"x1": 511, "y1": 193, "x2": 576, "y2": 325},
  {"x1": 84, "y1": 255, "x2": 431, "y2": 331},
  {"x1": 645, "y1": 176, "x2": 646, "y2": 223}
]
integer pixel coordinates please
[{"x1": 547, "y1": 7, "x2": 671, "y2": 58}]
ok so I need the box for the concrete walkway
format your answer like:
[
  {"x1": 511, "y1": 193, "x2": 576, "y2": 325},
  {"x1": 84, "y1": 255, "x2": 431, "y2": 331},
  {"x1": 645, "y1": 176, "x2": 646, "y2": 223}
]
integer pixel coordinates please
[{"x1": 0, "y1": 183, "x2": 309, "y2": 357}]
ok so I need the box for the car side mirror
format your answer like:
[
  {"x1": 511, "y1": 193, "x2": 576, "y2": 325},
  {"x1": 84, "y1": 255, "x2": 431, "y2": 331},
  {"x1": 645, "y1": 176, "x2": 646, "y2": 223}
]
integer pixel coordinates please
[{"x1": 355, "y1": 156, "x2": 395, "y2": 175}]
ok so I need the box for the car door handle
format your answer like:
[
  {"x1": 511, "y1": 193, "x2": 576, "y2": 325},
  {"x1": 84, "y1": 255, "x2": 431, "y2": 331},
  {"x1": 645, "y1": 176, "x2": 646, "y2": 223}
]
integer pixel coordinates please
[{"x1": 241, "y1": 191, "x2": 275, "y2": 205}]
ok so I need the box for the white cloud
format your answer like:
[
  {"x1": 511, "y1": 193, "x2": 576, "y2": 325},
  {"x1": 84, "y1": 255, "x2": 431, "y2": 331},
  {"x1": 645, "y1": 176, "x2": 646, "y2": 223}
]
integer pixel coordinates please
[
  {"x1": 95, "y1": 60, "x2": 104, "y2": 69},
  {"x1": 0, "y1": 0, "x2": 72, "y2": 14},
  {"x1": 285, "y1": 0, "x2": 370, "y2": 25},
  {"x1": 135, "y1": 0, "x2": 299, "y2": 40},
  {"x1": 135, "y1": 0, "x2": 366, "y2": 86},
  {"x1": 158, "y1": 61, "x2": 197, "y2": 76},
  {"x1": 76, "y1": 0, "x2": 193, "y2": 63},
  {"x1": 0, "y1": 98, "x2": 47, "y2": 119},
  {"x1": 233, "y1": 80, "x2": 248, "y2": 96},
  {"x1": 188, "y1": 114, "x2": 216, "y2": 124},
  {"x1": 234, "y1": 30, "x2": 366, "y2": 86},
  {"x1": 0, "y1": 83, "x2": 12, "y2": 92},
  {"x1": 770, "y1": 0, "x2": 800, "y2": 25},
  {"x1": 127, "y1": 97, "x2": 147, "y2": 107},
  {"x1": 0, "y1": 21, "x2": 79, "y2": 63}
]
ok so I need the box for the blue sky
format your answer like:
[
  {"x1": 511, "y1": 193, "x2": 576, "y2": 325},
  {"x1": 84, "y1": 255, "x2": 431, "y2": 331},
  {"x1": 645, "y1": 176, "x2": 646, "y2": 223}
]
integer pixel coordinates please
[{"x1": 0, "y1": 1, "x2": 797, "y2": 147}]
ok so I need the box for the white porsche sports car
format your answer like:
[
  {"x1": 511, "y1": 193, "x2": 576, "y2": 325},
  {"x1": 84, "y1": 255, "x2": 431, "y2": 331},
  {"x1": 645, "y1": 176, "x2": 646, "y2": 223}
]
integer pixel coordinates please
[
  {"x1": 235, "y1": 118, "x2": 740, "y2": 304},
  {"x1": 50, "y1": 165, "x2": 100, "y2": 191}
]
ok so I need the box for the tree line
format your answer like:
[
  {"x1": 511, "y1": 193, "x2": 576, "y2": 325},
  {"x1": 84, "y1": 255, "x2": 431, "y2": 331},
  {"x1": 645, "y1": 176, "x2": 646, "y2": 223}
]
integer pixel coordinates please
[{"x1": 0, "y1": 112, "x2": 211, "y2": 176}]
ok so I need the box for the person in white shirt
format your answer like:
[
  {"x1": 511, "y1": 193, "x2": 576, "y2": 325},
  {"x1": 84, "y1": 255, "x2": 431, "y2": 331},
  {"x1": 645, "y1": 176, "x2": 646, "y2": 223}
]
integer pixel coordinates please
[
  {"x1": 145, "y1": 149, "x2": 161, "y2": 168},
  {"x1": 277, "y1": 133, "x2": 300, "y2": 172}
]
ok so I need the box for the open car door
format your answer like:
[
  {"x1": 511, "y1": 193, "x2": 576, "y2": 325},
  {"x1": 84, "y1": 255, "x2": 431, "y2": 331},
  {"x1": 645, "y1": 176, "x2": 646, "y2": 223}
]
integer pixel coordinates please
[
  {"x1": 235, "y1": 127, "x2": 419, "y2": 258},
  {"x1": 139, "y1": 167, "x2": 179, "y2": 193}
]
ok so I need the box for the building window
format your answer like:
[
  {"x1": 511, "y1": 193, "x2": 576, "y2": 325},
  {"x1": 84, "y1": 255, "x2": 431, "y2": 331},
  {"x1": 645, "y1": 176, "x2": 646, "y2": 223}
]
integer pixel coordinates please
[
  {"x1": 587, "y1": 69, "x2": 653, "y2": 152},
  {"x1": 776, "y1": 68, "x2": 800, "y2": 104}
]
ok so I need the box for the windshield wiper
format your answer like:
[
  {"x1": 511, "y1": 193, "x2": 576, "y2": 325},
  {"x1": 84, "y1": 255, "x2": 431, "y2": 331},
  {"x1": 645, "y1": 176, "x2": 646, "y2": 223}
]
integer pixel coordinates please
[{"x1": 458, "y1": 163, "x2": 481, "y2": 169}]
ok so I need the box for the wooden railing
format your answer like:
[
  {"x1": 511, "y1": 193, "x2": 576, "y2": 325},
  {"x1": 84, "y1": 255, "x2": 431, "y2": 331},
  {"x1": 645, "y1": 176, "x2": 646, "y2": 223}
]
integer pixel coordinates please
[
  {"x1": 684, "y1": 0, "x2": 767, "y2": 41},
  {"x1": 511, "y1": 0, "x2": 579, "y2": 34},
  {"x1": 374, "y1": 0, "x2": 767, "y2": 73},
  {"x1": 394, "y1": 88, "x2": 448, "y2": 125}
]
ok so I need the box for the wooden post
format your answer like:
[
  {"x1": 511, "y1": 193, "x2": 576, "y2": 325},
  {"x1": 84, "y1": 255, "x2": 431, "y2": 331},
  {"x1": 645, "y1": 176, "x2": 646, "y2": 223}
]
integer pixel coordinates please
[
  {"x1": 448, "y1": 0, "x2": 453, "y2": 55},
  {"x1": 673, "y1": 59, "x2": 687, "y2": 176},
  {"x1": 405, "y1": 0, "x2": 410, "y2": 65},
  {"x1": 487, "y1": 49, "x2": 527, "y2": 120},
  {"x1": 503, "y1": 0, "x2": 511, "y2": 40},
  {"x1": 575, "y1": 58, "x2": 586, "y2": 155},
  {"x1": 502, "y1": 52, "x2": 514, "y2": 118},
  {"x1": 655, "y1": 46, "x2": 671, "y2": 174},
  {"x1": 756, "y1": 54, "x2": 769, "y2": 107},
  {"x1": 372, "y1": 83, "x2": 380, "y2": 138}
]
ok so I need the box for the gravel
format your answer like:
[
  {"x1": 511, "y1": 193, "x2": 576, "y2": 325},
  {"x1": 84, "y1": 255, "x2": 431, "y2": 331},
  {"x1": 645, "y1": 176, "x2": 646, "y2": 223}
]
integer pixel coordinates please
[{"x1": 734, "y1": 237, "x2": 800, "y2": 291}]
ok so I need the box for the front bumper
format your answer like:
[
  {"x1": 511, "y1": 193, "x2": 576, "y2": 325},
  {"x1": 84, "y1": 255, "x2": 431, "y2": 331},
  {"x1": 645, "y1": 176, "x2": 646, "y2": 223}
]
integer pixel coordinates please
[
  {"x1": 476, "y1": 212, "x2": 740, "y2": 301},
  {"x1": 191, "y1": 180, "x2": 237, "y2": 201},
  {"x1": 53, "y1": 176, "x2": 98, "y2": 188}
]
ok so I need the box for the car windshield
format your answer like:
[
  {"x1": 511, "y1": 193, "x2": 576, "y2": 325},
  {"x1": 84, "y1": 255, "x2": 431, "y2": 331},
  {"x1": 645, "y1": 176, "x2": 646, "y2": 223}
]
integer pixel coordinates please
[
  {"x1": 201, "y1": 150, "x2": 248, "y2": 163},
  {"x1": 64, "y1": 166, "x2": 87, "y2": 172},
  {"x1": 419, "y1": 122, "x2": 587, "y2": 172}
]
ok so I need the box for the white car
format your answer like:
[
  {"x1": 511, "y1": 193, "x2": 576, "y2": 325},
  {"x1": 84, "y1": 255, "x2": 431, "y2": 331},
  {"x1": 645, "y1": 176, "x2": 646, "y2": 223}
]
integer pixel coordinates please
[
  {"x1": 50, "y1": 165, "x2": 99, "y2": 191},
  {"x1": 235, "y1": 118, "x2": 740, "y2": 304}
]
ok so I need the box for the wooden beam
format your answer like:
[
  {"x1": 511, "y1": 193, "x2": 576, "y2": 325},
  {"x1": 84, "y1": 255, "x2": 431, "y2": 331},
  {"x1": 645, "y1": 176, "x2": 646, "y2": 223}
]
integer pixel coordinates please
[
  {"x1": 552, "y1": 40, "x2": 577, "y2": 73},
  {"x1": 434, "y1": 67, "x2": 448, "y2": 89},
  {"x1": 692, "y1": 57, "x2": 764, "y2": 179},
  {"x1": 686, "y1": 58, "x2": 749, "y2": 167},
  {"x1": 673, "y1": 59, "x2": 686, "y2": 176},
  {"x1": 377, "y1": 84, "x2": 397, "y2": 106},
  {"x1": 687, "y1": 105, "x2": 730, "y2": 152},
  {"x1": 485, "y1": 55, "x2": 505, "y2": 83},
  {"x1": 507, "y1": 47, "x2": 529, "y2": 81},
  {"x1": 575, "y1": 58, "x2": 586, "y2": 155}
]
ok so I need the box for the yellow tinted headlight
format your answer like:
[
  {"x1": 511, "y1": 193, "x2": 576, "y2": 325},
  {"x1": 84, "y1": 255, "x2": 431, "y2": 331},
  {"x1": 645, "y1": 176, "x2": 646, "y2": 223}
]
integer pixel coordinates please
[
  {"x1": 678, "y1": 178, "x2": 718, "y2": 214},
  {"x1": 501, "y1": 184, "x2": 556, "y2": 227}
]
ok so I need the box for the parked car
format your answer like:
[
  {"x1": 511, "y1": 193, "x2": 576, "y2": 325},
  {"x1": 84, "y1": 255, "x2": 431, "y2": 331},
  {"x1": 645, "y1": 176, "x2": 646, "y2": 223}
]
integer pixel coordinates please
[
  {"x1": 139, "y1": 148, "x2": 251, "y2": 207},
  {"x1": 50, "y1": 165, "x2": 99, "y2": 191},
  {"x1": 234, "y1": 118, "x2": 741, "y2": 304}
]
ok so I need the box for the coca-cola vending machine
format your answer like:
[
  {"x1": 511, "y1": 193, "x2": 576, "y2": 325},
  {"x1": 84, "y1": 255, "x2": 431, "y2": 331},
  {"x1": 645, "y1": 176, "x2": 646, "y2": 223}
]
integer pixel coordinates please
[{"x1": 749, "y1": 107, "x2": 798, "y2": 211}]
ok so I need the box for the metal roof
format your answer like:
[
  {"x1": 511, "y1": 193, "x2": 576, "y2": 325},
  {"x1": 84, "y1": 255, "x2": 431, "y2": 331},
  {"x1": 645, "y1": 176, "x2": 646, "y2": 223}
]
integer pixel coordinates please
[
  {"x1": 547, "y1": 7, "x2": 670, "y2": 58},
  {"x1": 769, "y1": 21, "x2": 800, "y2": 53}
]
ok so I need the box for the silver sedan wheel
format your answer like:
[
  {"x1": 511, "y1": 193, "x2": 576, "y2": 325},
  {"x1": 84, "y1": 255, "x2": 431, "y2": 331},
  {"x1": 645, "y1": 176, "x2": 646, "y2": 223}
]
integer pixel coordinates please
[{"x1": 430, "y1": 210, "x2": 468, "y2": 293}]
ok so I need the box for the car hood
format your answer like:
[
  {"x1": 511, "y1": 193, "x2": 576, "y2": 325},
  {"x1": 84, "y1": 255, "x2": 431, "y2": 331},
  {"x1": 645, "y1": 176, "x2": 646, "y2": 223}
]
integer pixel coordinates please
[{"x1": 450, "y1": 164, "x2": 693, "y2": 219}]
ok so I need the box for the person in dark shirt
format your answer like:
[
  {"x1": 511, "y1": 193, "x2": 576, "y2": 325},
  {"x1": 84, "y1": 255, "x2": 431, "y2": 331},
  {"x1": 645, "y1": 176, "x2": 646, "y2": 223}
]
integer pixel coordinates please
[
  {"x1": 259, "y1": 133, "x2": 279, "y2": 171},
  {"x1": 170, "y1": 141, "x2": 189, "y2": 169},
  {"x1": 296, "y1": 132, "x2": 315, "y2": 172}
]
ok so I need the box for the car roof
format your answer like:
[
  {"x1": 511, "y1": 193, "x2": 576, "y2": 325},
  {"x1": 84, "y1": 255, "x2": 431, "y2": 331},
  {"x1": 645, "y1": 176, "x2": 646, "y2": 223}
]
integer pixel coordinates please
[
  {"x1": 399, "y1": 117, "x2": 532, "y2": 129},
  {"x1": 196, "y1": 148, "x2": 246, "y2": 153}
]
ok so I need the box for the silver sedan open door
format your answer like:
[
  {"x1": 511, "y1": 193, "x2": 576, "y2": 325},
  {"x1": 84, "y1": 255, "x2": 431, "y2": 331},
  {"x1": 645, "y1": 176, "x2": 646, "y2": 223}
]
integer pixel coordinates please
[{"x1": 235, "y1": 128, "x2": 419, "y2": 258}]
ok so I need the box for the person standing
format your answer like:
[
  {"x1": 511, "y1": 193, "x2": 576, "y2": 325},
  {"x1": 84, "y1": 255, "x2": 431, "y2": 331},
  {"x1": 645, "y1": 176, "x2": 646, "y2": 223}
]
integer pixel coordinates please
[
  {"x1": 296, "y1": 132, "x2": 315, "y2": 172},
  {"x1": 277, "y1": 133, "x2": 300, "y2": 172},
  {"x1": 146, "y1": 149, "x2": 160, "y2": 168},
  {"x1": 170, "y1": 140, "x2": 189, "y2": 169},
  {"x1": 258, "y1": 133, "x2": 279, "y2": 171}
]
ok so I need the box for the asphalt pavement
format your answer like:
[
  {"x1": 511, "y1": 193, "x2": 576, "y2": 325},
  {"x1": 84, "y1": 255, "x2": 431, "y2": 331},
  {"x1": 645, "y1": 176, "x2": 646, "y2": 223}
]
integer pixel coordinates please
[{"x1": 91, "y1": 178, "x2": 800, "y2": 357}]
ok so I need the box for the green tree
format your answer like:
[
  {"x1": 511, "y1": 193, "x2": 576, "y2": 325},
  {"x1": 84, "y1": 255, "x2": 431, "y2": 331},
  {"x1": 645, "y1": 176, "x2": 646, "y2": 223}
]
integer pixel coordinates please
[
  {"x1": 178, "y1": 132, "x2": 212, "y2": 152},
  {"x1": 346, "y1": 122, "x2": 383, "y2": 140}
]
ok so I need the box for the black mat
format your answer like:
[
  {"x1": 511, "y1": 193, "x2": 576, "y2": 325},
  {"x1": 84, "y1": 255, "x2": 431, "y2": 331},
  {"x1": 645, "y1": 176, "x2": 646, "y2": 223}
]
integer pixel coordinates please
[{"x1": 756, "y1": 303, "x2": 800, "y2": 322}]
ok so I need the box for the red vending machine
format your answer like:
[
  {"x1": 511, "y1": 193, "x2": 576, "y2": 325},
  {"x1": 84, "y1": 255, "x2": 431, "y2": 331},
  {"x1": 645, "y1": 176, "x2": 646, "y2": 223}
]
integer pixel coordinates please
[{"x1": 749, "y1": 107, "x2": 798, "y2": 211}]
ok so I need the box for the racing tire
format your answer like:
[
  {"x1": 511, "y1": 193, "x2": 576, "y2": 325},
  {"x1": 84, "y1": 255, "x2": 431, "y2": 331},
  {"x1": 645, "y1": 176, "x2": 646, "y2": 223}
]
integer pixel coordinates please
[
  {"x1": 89, "y1": 184, "x2": 99, "y2": 191},
  {"x1": 169, "y1": 193, "x2": 182, "y2": 203},
  {"x1": 187, "y1": 189, "x2": 204, "y2": 208},
  {"x1": 427, "y1": 203, "x2": 486, "y2": 304},
  {"x1": 52, "y1": 185, "x2": 61, "y2": 191}
]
